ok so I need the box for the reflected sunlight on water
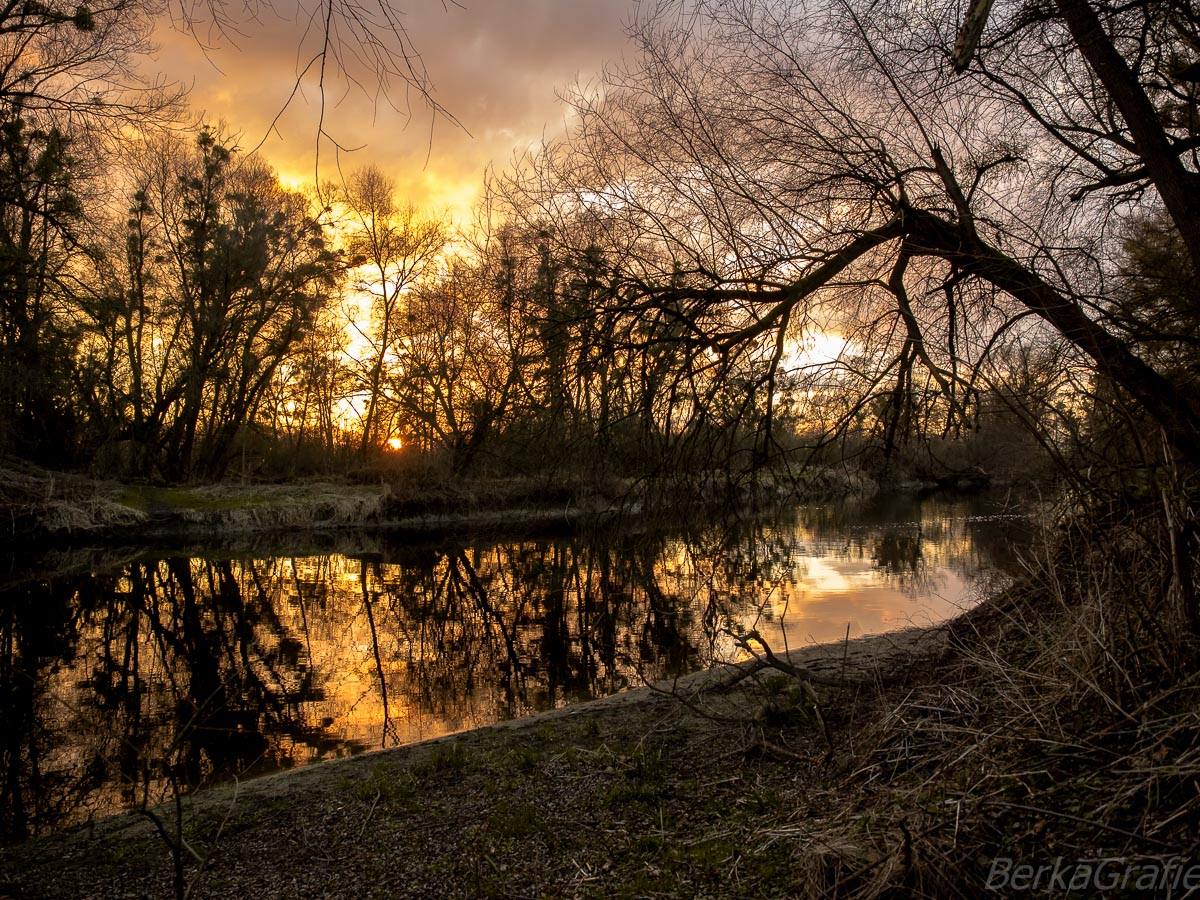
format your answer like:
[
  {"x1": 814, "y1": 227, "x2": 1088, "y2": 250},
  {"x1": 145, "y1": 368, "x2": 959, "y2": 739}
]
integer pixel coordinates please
[{"x1": 0, "y1": 493, "x2": 1026, "y2": 836}]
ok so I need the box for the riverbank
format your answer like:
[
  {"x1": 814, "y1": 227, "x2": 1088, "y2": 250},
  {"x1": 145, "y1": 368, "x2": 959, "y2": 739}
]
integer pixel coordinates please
[
  {"x1": 0, "y1": 461, "x2": 880, "y2": 545},
  {"x1": 2, "y1": 566, "x2": 1197, "y2": 898},
  {"x1": 0, "y1": 626, "x2": 948, "y2": 898}
]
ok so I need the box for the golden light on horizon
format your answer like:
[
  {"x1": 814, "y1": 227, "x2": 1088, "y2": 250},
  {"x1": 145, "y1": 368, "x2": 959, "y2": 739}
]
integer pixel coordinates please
[
  {"x1": 785, "y1": 331, "x2": 853, "y2": 371},
  {"x1": 387, "y1": 437, "x2": 403, "y2": 451}
]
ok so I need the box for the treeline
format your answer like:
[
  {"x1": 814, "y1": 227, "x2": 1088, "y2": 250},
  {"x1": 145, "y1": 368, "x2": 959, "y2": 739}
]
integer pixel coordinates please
[
  {"x1": 1, "y1": 125, "x2": 1062, "y2": 485},
  {"x1": 1, "y1": 127, "x2": 1050, "y2": 484},
  {"x1": 4, "y1": 0, "x2": 1194, "y2": 490}
]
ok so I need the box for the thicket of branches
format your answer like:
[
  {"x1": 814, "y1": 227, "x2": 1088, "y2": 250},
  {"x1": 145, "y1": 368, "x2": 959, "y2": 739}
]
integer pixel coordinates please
[
  {"x1": 2, "y1": 0, "x2": 1197, "y2": 500},
  {"x1": 468, "y1": 0, "x2": 1198, "y2": 884},
  {"x1": 0, "y1": 0, "x2": 1083, "y2": 486}
]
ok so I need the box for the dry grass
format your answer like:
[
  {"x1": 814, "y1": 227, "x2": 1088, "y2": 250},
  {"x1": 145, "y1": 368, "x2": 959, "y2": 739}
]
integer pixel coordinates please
[
  {"x1": 0, "y1": 464, "x2": 146, "y2": 536},
  {"x1": 134, "y1": 482, "x2": 391, "y2": 531},
  {"x1": 1, "y1": 465, "x2": 389, "y2": 538},
  {"x1": 749, "y1": 493, "x2": 1200, "y2": 896}
]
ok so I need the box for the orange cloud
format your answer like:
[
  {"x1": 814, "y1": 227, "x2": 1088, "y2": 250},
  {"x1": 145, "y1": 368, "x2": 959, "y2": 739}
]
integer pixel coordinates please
[{"x1": 150, "y1": 0, "x2": 636, "y2": 224}]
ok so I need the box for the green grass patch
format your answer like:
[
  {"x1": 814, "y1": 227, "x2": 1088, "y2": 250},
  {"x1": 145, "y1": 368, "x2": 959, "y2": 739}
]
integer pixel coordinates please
[
  {"x1": 484, "y1": 799, "x2": 545, "y2": 840},
  {"x1": 353, "y1": 763, "x2": 419, "y2": 809},
  {"x1": 412, "y1": 741, "x2": 473, "y2": 779},
  {"x1": 499, "y1": 743, "x2": 544, "y2": 774}
]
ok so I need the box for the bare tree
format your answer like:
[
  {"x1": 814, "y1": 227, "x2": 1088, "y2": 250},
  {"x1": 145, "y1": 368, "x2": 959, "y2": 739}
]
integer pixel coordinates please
[
  {"x1": 391, "y1": 256, "x2": 522, "y2": 470},
  {"x1": 493, "y1": 0, "x2": 1200, "y2": 469},
  {"x1": 342, "y1": 166, "x2": 445, "y2": 454}
]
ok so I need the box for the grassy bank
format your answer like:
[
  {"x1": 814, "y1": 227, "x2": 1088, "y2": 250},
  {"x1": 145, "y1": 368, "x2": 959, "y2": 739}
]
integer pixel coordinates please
[
  {"x1": 0, "y1": 461, "x2": 881, "y2": 545},
  {"x1": 0, "y1": 464, "x2": 632, "y2": 543},
  {"x1": 0, "y1": 627, "x2": 946, "y2": 899}
]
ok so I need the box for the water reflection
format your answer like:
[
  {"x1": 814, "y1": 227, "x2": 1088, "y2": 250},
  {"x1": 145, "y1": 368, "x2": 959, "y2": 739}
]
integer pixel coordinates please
[{"x1": 0, "y1": 494, "x2": 1024, "y2": 839}]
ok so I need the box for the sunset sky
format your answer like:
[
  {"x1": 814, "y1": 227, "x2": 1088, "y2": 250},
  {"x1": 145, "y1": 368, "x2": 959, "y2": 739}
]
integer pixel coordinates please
[{"x1": 152, "y1": 0, "x2": 638, "y2": 224}]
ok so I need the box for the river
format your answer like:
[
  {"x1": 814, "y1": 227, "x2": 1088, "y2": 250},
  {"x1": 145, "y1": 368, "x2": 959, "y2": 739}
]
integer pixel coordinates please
[{"x1": 0, "y1": 491, "x2": 1027, "y2": 839}]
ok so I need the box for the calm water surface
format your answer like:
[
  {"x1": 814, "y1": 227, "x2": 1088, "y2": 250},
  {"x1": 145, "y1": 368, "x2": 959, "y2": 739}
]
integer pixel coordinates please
[{"x1": 0, "y1": 493, "x2": 1026, "y2": 838}]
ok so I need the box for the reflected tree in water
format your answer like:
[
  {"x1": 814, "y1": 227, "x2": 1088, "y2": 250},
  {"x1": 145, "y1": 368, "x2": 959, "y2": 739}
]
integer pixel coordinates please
[{"x1": 0, "y1": 496, "x2": 1021, "y2": 837}]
